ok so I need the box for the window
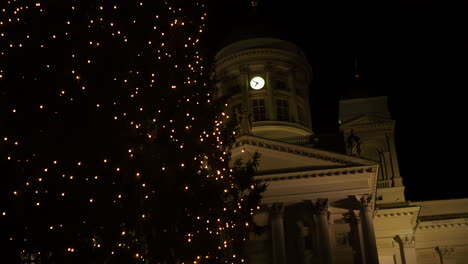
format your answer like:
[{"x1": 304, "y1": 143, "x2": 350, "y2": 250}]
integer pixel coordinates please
[
  {"x1": 252, "y1": 99, "x2": 266, "y2": 121},
  {"x1": 276, "y1": 99, "x2": 289, "y2": 121},
  {"x1": 296, "y1": 86, "x2": 304, "y2": 96},
  {"x1": 298, "y1": 106, "x2": 306, "y2": 125}
]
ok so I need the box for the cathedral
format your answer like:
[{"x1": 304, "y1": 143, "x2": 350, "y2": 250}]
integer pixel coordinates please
[{"x1": 213, "y1": 37, "x2": 468, "y2": 263}]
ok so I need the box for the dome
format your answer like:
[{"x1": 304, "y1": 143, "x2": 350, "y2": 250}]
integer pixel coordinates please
[
  {"x1": 213, "y1": 37, "x2": 314, "y2": 140},
  {"x1": 218, "y1": 19, "x2": 288, "y2": 50}
]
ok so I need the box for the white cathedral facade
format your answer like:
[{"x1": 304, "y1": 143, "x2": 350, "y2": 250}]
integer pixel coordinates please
[{"x1": 213, "y1": 38, "x2": 468, "y2": 264}]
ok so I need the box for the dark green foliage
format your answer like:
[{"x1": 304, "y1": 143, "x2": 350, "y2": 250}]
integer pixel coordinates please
[{"x1": 1, "y1": 1, "x2": 265, "y2": 263}]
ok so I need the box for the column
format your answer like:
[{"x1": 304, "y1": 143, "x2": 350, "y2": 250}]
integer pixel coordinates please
[
  {"x1": 270, "y1": 203, "x2": 287, "y2": 264},
  {"x1": 239, "y1": 66, "x2": 252, "y2": 135},
  {"x1": 387, "y1": 134, "x2": 404, "y2": 187},
  {"x1": 295, "y1": 221, "x2": 307, "y2": 264},
  {"x1": 345, "y1": 210, "x2": 366, "y2": 264},
  {"x1": 265, "y1": 62, "x2": 275, "y2": 121},
  {"x1": 357, "y1": 194, "x2": 380, "y2": 264},
  {"x1": 387, "y1": 134, "x2": 402, "y2": 179},
  {"x1": 310, "y1": 199, "x2": 332, "y2": 264},
  {"x1": 288, "y1": 67, "x2": 297, "y2": 123},
  {"x1": 239, "y1": 65, "x2": 250, "y2": 113}
]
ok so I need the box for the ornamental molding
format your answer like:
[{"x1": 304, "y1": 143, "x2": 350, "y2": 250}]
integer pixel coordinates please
[
  {"x1": 418, "y1": 221, "x2": 468, "y2": 230},
  {"x1": 215, "y1": 48, "x2": 310, "y2": 74},
  {"x1": 341, "y1": 120, "x2": 395, "y2": 134},
  {"x1": 356, "y1": 194, "x2": 374, "y2": 210},
  {"x1": 375, "y1": 211, "x2": 419, "y2": 218},
  {"x1": 436, "y1": 246, "x2": 456, "y2": 257},
  {"x1": 375, "y1": 206, "x2": 421, "y2": 229},
  {"x1": 304, "y1": 198, "x2": 329, "y2": 214},
  {"x1": 340, "y1": 115, "x2": 395, "y2": 133},
  {"x1": 216, "y1": 48, "x2": 305, "y2": 65},
  {"x1": 255, "y1": 165, "x2": 377, "y2": 183},
  {"x1": 233, "y1": 135, "x2": 376, "y2": 167},
  {"x1": 395, "y1": 234, "x2": 416, "y2": 247}
]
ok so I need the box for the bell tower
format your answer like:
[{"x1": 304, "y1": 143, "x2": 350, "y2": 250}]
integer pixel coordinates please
[
  {"x1": 213, "y1": 38, "x2": 314, "y2": 141},
  {"x1": 339, "y1": 95, "x2": 406, "y2": 205}
]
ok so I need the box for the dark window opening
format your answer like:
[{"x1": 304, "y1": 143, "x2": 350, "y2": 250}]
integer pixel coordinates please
[
  {"x1": 296, "y1": 86, "x2": 304, "y2": 96},
  {"x1": 298, "y1": 106, "x2": 306, "y2": 125},
  {"x1": 276, "y1": 99, "x2": 289, "y2": 121},
  {"x1": 252, "y1": 99, "x2": 266, "y2": 121}
]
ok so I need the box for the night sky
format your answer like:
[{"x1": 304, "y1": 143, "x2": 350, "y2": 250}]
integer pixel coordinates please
[
  {"x1": 206, "y1": 0, "x2": 468, "y2": 201},
  {"x1": 0, "y1": 2, "x2": 466, "y2": 261}
]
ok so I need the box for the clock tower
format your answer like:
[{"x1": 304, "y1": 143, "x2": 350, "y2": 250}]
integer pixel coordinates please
[{"x1": 213, "y1": 38, "x2": 314, "y2": 141}]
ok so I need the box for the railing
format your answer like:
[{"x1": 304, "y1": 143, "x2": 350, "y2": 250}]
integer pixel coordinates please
[
  {"x1": 377, "y1": 180, "x2": 393, "y2": 189},
  {"x1": 279, "y1": 135, "x2": 315, "y2": 145}
]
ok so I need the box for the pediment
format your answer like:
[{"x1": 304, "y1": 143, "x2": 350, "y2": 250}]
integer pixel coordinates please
[
  {"x1": 340, "y1": 114, "x2": 394, "y2": 127},
  {"x1": 231, "y1": 135, "x2": 376, "y2": 174},
  {"x1": 339, "y1": 115, "x2": 396, "y2": 134}
]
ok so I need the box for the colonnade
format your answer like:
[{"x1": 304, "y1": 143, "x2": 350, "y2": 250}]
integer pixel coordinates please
[{"x1": 268, "y1": 195, "x2": 379, "y2": 264}]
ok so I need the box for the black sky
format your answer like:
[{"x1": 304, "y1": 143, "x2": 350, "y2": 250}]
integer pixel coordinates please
[{"x1": 206, "y1": 0, "x2": 468, "y2": 201}]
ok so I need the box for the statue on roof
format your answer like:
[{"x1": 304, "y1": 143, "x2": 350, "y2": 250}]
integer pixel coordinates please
[
  {"x1": 346, "y1": 129, "x2": 362, "y2": 157},
  {"x1": 235, "y1": 108, "x2": 252, "y2": 135}
]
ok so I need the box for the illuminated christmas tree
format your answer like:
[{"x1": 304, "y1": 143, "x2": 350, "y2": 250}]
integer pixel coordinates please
[{"x1": 0, "y1": 1, "x2": 265, "y2": 263}]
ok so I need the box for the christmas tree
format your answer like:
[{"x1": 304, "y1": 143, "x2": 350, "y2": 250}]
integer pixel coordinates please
[{"x1": 0, "y1": 1, "x2": 265, "y2": 263}]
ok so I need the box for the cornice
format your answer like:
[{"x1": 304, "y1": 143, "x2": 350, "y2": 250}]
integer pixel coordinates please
[
  {"x1": 418, "y1": 221, "x2": 468, "y2": 230},
  {"x1": 419, "y1": 213, "x2": 468, "y2": 221},
  {"x1": 340, "y1": 120, "x2": 395, "y2": 133},
  {"x1": 233, "y1": 135, "x2": 376, "y2": 166},
  {"x1": 255, "y1": 165, "x2": 377, "y2": 183},
  {"x1": 376, "y1": 211, "x2": 419, "y2": 218},
  {"x1": 375, "y1": 206, "x2": 421, "y2": 229},
  {"x1": 215, "y1": 48, "x2": 310, "y2": 74}
]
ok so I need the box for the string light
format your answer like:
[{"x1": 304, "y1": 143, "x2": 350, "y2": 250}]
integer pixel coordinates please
[{"x1": 1, "y1": 1, "x2": 263, "y2": 262}]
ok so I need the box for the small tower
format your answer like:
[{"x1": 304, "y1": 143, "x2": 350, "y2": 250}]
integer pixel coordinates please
[
  {"x1": 213, "y1": 38, "x2": 314, "y2": 141},
  {"x1": 339, "y1": 92, "x2": 406, "y2": 205}
]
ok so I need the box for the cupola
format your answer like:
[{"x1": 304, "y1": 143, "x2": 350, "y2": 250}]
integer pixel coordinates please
[{"x1": 213, "y1": 38, "x2": 314, "y2": 140}]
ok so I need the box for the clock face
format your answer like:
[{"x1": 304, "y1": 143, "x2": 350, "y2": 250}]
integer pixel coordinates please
[{"x1": 250, "y1": 76, "x2": 265, "y2": 90}]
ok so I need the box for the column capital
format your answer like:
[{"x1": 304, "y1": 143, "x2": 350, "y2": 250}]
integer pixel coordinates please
[
  {"x1": 356, "y1": 195, "x2": 379, "y2": 264},
  {"x1": 305, "y1": 199, "x2": 332, "y2": 264},
  {"x1": 355, "y1": 194, "x2": 373, "y2": 211},
  {"x1": 435, "y1": 246, "x2": 455, "y2": 258},
  {"x1": 270, "y1": 202, "x2": 284, "y2": 215},
  {"x1": 315, "y1": 198, "x2": 329, "y2": 213},
  {"x1": 395, "y1": 234, "x2": 415, "y2": 248},
  {"x1": 305, "y1": 198, "x2": 329, "y2": 215}
]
